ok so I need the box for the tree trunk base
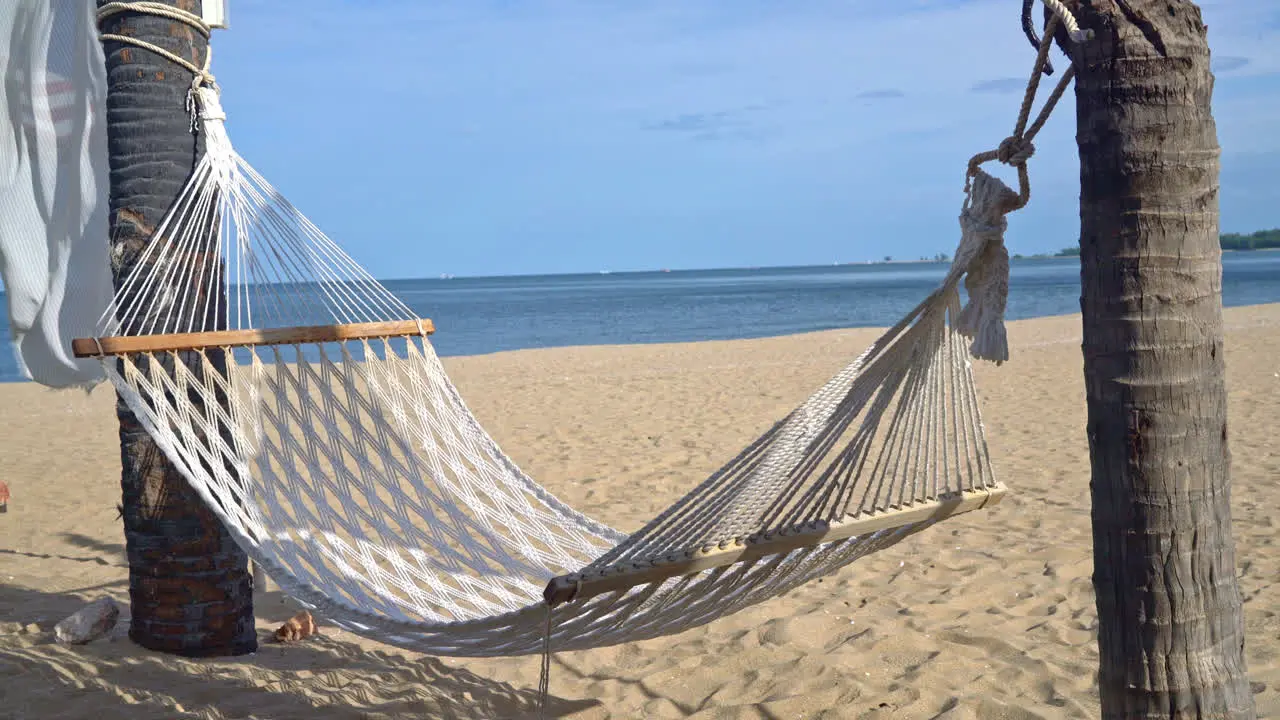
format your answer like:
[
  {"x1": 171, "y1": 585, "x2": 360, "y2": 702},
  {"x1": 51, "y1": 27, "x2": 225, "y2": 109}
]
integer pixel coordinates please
[{"x1": 100, "y1": 0, "x2": 257, "y2": 659}]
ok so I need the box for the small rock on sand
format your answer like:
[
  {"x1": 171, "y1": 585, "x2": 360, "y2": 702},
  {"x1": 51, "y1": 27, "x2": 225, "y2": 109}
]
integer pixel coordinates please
[{"x1": 54, "y1": 597, "x2": 120, "y2": 645}]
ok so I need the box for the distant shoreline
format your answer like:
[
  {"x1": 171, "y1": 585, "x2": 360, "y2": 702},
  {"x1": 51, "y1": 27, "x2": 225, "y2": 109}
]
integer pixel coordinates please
[
  {"x1": 3, "y1": 240, "x2": 1272, "y2": 290},
  {"x1": 392, "y1": 246, "x2": 1280, "y2": 283},
  {"x1": 398, "y1": 231, "x2": 1280, "y2": 283},
  {"x1": 2, "y1": 246, "x2": 1278, "y2": 384},
  {"x1": 0, "y1": 247, "x2": 1274, "y2": 293},
  {"x1": 391, "y1": 253, "x2": 1080, "y2": 283}
]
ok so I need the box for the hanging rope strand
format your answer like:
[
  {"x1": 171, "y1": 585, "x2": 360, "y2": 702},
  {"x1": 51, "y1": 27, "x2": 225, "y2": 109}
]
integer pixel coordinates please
[
  {"x1": 948, "y1": 0, "x2": 1092, "y2": 363},
  {"x1": 965, "y1": 0, "x2": 1092, "y2": 211},
  {"x1": 1021, "y1": 0, "x2": 1056, "y2": 76}
]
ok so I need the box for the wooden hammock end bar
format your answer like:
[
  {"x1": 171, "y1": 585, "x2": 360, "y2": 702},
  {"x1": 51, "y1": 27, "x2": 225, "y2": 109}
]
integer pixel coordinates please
[
  {"x1": 71, "y1": 319, "x2": 435, "y2": 358},
  {"x1": 544, "y1": 482, "x2": 1008, "y2": 607}
]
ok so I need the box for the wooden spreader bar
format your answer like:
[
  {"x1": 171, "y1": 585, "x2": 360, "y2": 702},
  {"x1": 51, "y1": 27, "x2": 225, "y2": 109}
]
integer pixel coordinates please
[
  {"x1": 543, "y1": 483, "x2": 1007, "y2": 607},
  {"x1": 71, "y1": 319, "x2": 435, "y2": 358}
]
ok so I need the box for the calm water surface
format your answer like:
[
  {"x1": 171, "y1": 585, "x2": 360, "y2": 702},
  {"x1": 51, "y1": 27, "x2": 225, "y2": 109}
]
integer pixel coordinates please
[{"x1": 3, "y1": 253, "x2": 1279, "y2": 382}]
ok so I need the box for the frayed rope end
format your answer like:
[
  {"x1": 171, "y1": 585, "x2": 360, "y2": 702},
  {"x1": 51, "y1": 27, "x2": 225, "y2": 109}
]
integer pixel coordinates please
[
  {"x1": 952, "y1": 170, "x2": 1016, "y2": 365},
  {"x1": 954, "y1": 240, "x2": 1010, "y2": 365},
  {"x1": 960, "y1": 315, "x2": 1009, "y2": 366}
]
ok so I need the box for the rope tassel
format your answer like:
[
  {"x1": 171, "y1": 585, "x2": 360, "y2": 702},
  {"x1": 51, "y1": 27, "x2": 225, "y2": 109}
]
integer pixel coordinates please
[
  {"x1": 951, "y1": 170, "x2": 1020, "y2": 365},
  {"x1": 956, "y1": 237, "x2": 1010, "y2": 365}
]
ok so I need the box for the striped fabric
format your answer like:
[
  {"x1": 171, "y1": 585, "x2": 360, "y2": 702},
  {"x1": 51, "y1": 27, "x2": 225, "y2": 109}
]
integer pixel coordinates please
[{"x1": 0, "y1": 0, "x2": 113, "y2": 388}]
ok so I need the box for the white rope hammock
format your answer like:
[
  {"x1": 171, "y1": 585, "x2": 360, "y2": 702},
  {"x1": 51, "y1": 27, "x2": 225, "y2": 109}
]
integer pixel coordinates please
[{"x1": 81, "y1": 0, "x2": 1088, "y2": 667}]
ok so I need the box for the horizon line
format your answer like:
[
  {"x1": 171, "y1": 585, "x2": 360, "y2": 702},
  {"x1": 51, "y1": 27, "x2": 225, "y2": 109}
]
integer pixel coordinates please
[{"x1": 374, "y1": 253, "x2": 1083, "y2": 284}]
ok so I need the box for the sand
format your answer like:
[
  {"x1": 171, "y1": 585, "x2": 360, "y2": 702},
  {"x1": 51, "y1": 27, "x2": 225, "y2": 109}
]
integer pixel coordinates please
[{"x1": 1, "y1": 305, "x2": 1277, "y2": 719}]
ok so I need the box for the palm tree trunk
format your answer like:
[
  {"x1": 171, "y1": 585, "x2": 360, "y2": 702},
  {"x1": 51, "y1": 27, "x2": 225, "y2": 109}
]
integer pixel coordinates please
[
  {"x1": 1073, "y1": 1, "x2": 1253, "y2": 716},
  {"x1": 98, "y1": 0, "x2": 256, "y2": 657}
]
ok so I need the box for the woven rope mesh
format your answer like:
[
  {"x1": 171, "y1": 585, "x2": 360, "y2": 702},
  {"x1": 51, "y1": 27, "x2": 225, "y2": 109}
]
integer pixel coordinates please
[{"x1": 90, "y1": 85, "x2": 1008, "y2": 657}]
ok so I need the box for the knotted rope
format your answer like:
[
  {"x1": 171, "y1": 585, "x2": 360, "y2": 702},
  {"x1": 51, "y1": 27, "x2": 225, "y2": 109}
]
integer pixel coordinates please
[
  {"x1": 950, "y1": 2, "x2": 1092, "y2": 364},
  {"x1": 96, "y1": 1, "x2": 217, "y2": 129}
]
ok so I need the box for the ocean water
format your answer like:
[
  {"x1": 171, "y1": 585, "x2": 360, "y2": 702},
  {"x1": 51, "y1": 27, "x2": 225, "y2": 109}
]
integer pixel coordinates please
[{"x1": 3, "y1": 253, "x2": 1279, "y2": 383}]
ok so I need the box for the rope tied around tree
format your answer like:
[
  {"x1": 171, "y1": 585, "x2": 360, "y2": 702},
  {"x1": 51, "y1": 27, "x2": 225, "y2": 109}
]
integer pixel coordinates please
[
  {"x1": 95, "y1": 2, "x2": 218, "y2": 130},
  {"x1": 950, "y1": 2, "x2": 1092, "y2": 364},
  {"x1": 1022, "y1": 0, "x2": 1094, "y2": 76}
]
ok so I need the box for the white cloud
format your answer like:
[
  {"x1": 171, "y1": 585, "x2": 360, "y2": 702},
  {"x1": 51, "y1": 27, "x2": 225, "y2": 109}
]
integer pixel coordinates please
[{"x1": 1200, "y1": 1, "x2": 1280, "y2": 76}]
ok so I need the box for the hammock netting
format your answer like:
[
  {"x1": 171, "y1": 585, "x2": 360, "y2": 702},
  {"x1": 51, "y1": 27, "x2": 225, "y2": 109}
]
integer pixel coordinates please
[
  {"x1": 73, "y1": 0, "x2": 1108, "y2": 662},
  {"x1": 76, "y1": 85, "x2": 1021, "y2": 657}
]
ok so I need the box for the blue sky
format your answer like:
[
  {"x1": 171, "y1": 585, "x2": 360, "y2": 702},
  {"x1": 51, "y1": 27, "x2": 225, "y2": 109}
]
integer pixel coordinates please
[{"x1": 207, "y1": 0, "x2": 1280, "y2": 278}]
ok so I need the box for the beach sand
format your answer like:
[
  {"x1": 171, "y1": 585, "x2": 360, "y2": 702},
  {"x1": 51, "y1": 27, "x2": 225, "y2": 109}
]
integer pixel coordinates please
[{"x1": 1, "y1": 306, "x2": 1277, "y2": 719}]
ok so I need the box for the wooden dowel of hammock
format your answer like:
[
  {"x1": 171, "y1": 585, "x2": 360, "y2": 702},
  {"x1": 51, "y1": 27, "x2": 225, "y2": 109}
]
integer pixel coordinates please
[
  {"x1": 70, "y1": 319, "x2": 435, "y2": 358},
  {"x1": 543, "y1": 482, "x2": 1008, "y2": 608}
]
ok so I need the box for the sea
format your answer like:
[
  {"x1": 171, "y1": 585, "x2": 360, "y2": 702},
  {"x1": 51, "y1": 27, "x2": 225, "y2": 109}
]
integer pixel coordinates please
[{"x1": 3, "y1": 253, "x2": 1279, "y2": 383}]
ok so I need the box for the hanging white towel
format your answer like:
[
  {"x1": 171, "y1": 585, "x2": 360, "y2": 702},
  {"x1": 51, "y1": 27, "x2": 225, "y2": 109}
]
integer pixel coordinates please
[{"x1": 0, "y1": 0, "x2": 112, "y2": 388}]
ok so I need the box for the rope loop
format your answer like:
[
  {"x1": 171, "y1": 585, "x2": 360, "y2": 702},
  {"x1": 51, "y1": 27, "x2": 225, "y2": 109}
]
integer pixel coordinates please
[{"x1": 1041, "y1": 0, "x2": 1095, "y2": 44}]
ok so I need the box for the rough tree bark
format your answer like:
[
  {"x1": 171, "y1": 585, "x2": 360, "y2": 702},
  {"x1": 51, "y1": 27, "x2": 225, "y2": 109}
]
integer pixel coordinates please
[
  {"x1": 1073, "y1": 0, "x2": 1254, "y2": 717},
  {"x1": 97, "y1": 0, "x2": 256, "y2": 657}
]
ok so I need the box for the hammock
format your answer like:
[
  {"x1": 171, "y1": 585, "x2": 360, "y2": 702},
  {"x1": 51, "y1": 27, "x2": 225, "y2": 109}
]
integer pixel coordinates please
[{"x1": 76, "y1": 1, "x2": 1087, "y2": 662}]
